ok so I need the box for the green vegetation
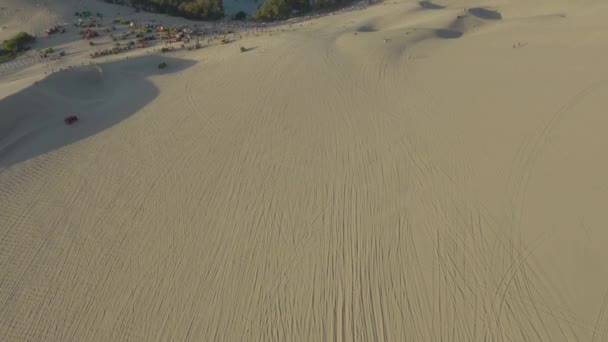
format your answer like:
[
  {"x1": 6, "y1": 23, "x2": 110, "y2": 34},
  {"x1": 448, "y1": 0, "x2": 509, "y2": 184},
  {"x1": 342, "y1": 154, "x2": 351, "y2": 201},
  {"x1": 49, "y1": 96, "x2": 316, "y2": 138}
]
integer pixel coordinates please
[
  {"x1": 2, "y1": 32, "x2": 36, "y2": 52},
  {"x1": 104, "y1": 0, "x2": 128, "y2": 5},
  {"x1": 252, "y1": 0, "x2": 352, "y2": 21},
  {"x1": 233, "y1": 10, "x2": 247, "y2": 20},
  {"x1": 45, "y1": 47, "x2": 54, "y2": 54},
  {"x1": 109, "y1": 0, "x2": 225, "y2": 20},
  {"x1": 0, "y1": 32, "x2": 35, "y2": 63},
  {"x1": 240, "y1": 46, "x2": 247, "y2": 52},
  {"x1": 113, "y1": 17, "x2": 130, "y2": 25},
  {"x1": 75, "y1": 10, "x2": 93, "y2": 18},
  {"x1": 252, "y1": 0, "x2": 303, "y2": 21},
  {"x1": 158, "y1": 62, "x2": 167, "y2": 69},
  {"x1": 106, "y1": 0, "x2": 224, "y2": 20},
  {"x1": 0, "y1": 54, "x2": 13, "y2": 63}
]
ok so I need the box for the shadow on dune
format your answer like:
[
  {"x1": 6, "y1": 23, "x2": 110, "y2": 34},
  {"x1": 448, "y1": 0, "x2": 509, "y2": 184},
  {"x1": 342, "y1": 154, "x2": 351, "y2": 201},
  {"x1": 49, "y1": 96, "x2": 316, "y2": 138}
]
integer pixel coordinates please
[
  {"x1": 435, "y1": 28, "x2": 463, "y2": 39},
  {"x1": 419, "y1": 1, "x2": 445, "y2": 10},
  {"x1": 434, "y1": 12, "x2": 487, "y2": 40},
  {"x1": 357, "y1": 25, "x2": 377, "y2": 33},
  {"x1": 468, "y1": 7, "x2": 502, "y2": 20},
  {"x1": 0, "y1": 55, "x2": 196, "y2": 169}
]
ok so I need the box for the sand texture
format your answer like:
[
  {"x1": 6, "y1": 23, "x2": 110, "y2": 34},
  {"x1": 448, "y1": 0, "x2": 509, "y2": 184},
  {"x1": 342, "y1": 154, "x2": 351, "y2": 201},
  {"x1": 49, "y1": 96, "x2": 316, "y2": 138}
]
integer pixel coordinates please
[{"x1": 2, "y1": 0, "x2": 608, "y2": 341}]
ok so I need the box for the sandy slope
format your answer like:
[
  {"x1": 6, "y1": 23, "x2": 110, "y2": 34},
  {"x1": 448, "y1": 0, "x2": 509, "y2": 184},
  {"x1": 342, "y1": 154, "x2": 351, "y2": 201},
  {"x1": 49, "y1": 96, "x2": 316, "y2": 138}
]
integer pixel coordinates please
[{"x1": 2, "y1": 0, "x2": 608, "y2": 341}]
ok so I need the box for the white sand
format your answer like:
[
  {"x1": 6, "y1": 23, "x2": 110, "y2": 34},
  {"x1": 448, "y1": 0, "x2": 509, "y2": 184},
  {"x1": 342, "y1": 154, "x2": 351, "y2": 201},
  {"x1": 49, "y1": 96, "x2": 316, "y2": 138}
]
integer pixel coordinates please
[{"x1": 2, "y1": 0, "x2": 608, "y2": 340}]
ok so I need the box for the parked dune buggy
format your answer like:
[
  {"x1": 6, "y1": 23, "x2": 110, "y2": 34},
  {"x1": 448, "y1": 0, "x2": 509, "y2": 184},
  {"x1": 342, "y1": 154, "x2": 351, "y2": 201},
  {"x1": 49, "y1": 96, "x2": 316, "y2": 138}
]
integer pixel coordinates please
[{"x1": 64, "y1": 115, "x2": 79, "y2": 125}]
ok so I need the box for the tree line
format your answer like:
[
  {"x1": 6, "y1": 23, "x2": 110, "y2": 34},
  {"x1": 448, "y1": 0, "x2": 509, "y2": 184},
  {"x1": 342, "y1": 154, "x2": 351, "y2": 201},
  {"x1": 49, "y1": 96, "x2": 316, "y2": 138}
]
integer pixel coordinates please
[
  {"x1": 103, "y1": 0, "x2": 355, "y2": 22},
  {"x1": 0, "y1": 32, "x2": 36, "y2": 63},
  {"x1": 252, "y1": 0, "x2": 354, "y2": 21},
  {"x1": 105, "y1": 0, "x2": 224, "y2": 20}
]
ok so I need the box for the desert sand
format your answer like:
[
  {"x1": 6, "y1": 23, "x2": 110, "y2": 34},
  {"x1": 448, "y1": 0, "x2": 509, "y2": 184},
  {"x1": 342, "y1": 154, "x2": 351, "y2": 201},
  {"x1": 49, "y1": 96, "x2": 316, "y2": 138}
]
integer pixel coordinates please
[{"x1": 2, "y1": 0, "x2": 608, "y2": 340}]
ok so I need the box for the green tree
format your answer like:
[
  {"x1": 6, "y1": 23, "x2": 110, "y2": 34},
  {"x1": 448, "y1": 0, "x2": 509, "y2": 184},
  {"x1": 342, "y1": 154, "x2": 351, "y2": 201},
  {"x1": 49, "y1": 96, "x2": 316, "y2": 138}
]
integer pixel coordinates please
[
  {"x1": 2, "y1": 32, "x2": 35, "y2": 52},
  {"x1": 128, "y1": 0, "x2": 224, "y2": 19},
  {"x1": 178, "y1": 0, "x2": 224, "y2": 20},
  {"x1": 252, "y1": 0, "x2": 290, "y2": 20}
]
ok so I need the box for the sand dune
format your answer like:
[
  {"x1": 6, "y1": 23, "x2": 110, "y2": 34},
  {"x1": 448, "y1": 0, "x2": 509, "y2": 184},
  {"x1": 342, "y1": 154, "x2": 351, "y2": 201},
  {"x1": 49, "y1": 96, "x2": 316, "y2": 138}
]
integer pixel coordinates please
[
  {"x1": 2, "y1": 0, "x2": 608, "y2": 341},
  {"x1": 0, "y1": 56, "x2": 195, "y2": 169}
]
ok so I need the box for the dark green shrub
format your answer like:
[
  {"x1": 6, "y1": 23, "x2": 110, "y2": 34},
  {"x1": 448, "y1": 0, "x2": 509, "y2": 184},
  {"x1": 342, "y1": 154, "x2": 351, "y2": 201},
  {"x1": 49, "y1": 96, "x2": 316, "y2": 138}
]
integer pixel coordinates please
[
  {"x1": 129, "y1": 0, "x2": 224, "y2": 20},
  {"x1": 1, "y1": 32, "x2": 35, "y2": 63},
  {"x1": 234, "y1": 11, "x2": 247, "y2": 20},
  {"x1": 178, "y1": 0, "x2": 224, "y2": 20},
  {"x1": 252, "y1": 0, "x2": 309, "y2": 21},
  {"x1": 252, "y1": 0, "x2": 353, "y2": 21},
  {"x1": 158, "y1": 62, "x2": 167, "y2": 69},
  {"x1": 252, "y1": 0, "x2": 292, "y2": 20},
  {"x1": 1, "y1": 32, "x2": 36, "y2": 52},
  {"x1": 0, "y1": 53, "x2": 14, "y2": 63}
]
